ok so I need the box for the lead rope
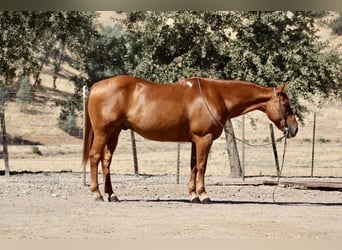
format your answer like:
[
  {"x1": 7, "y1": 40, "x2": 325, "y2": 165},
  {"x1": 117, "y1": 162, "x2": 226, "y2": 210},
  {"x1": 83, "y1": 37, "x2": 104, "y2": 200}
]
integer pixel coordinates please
[
  {"x1": 272, "y1": 131, "x2": 288, "y2": 203},
  {"x1": 271, "y1": 88, "x2": 288, "y2": 203}
]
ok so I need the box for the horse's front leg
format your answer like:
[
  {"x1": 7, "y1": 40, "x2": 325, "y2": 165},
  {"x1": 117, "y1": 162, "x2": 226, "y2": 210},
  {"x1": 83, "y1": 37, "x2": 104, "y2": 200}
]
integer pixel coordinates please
[
  {"x1": 188, "y1": 142, "x2": 200, "y2": 203},
  {"x1": 193, "y1": 134, "x2": 213, "y2": 204}
]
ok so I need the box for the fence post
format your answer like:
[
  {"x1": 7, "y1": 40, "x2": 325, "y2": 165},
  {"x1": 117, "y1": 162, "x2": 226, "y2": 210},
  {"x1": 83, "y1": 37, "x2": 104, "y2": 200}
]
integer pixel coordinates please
[
  {"x1": 311, "y1": 112, "x2": 316, "y2": 178},
  {"x1": 0, "y1": 107, "x2": 10, "y2": 176},
  {"x1": 269, "y1": 123, "x2": 280, "y2": 177},
  {"x1": 241, "y1": 115, "x2": 245, "y2": 181},
  {"x1": 176, "y1": 143, "x2": 180, "y2": 184},
  {"x1": 224, "y1": 120, "x2": 242, "y2": 179},
  {"x1": 82, "y1": 85, "x2": 87, "y2": 186}
]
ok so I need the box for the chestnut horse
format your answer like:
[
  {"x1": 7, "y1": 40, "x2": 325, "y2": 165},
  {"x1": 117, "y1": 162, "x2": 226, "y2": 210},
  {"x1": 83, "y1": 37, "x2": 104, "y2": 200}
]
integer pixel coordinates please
[{"x1": 82, "y1": 75, "x2": 298, "y2": 203}]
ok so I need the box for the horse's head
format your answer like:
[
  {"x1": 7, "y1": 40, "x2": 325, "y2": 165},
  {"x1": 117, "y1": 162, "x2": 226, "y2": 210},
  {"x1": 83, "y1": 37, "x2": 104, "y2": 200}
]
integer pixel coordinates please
[{"x1": 265, "y1": 83, "x2": 298, "y2": 138}]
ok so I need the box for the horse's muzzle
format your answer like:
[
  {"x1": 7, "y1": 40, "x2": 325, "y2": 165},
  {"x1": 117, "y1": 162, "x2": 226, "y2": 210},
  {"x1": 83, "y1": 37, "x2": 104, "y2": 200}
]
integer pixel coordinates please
[{"x1": 285, "y1": 126, "x2": 298, "y2": 138}]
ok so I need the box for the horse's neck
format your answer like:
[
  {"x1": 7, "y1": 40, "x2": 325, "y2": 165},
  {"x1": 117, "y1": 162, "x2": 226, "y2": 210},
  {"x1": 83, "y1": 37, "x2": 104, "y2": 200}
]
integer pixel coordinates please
[{"x1": 216, "y1": 80, "x2": 272, "y2": 118}]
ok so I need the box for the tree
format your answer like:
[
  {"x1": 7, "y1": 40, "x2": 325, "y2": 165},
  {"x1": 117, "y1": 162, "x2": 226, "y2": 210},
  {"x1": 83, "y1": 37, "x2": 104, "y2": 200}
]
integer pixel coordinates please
[
  {"x1": 49, "y1": 11, "x2": 99, "y2": 90},
  {"x1": 28, "y1": 11, "x2": 99, "y2": 90},
  {"x1": 0, "y1": 11, "x2": 99, "y2": 90},
  {"x1": 224, "y1": 120, "x2": 242, "y2": 178},
  {"x1": 0, "y1": 12, "x2": 39, "y2": 85}
]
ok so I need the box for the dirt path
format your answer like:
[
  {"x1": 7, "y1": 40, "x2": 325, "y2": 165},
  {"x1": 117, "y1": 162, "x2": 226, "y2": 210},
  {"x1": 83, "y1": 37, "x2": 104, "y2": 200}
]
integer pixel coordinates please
[{"x1": 0, "y1": 172, "x2": 341, "y2": 239}]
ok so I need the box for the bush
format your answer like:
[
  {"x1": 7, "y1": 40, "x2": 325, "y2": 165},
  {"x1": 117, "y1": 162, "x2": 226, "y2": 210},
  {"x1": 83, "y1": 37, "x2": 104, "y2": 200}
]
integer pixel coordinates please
[
  {"x1": 32, "y1": 146, "x2": 42, "y2": 155},
  {"x1": 16, "y1": 76, "x2": 31, "y2": 112},
  {"x1": 58, "y1": 97, "x2": 80, "y2": 136}
]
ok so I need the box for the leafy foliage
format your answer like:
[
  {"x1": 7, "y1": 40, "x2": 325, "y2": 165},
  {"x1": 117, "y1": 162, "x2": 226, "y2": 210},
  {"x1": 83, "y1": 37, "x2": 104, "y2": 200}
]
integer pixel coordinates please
[
  {"x1": 123, "y1": 11, "x2": 236, "y2": 81},
  {"x1": 0, "y1": 11, "x2": 98, "y2": 86},
  {"x1": 0, "y1": 12, "x2": 39, "y2": 80}
]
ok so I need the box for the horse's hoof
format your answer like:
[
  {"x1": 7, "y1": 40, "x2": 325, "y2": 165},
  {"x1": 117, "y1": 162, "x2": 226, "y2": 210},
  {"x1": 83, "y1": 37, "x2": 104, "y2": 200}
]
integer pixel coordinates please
[
  {"x1": 190, "y1": 197, "x2": 201, "y2": 203},
  {"x1": 201, "y1": 197, "x2": 212, "y2": 204},
  {"x1": 109, "y1": 195, "x2": 120, "y2": 202}
]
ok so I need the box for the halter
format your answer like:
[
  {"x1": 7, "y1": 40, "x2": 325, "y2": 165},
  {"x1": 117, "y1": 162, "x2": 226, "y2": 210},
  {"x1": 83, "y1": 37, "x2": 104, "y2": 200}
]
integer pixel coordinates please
[{"x1": 273, "y1": 88, "x2": 289, "y2": 135}]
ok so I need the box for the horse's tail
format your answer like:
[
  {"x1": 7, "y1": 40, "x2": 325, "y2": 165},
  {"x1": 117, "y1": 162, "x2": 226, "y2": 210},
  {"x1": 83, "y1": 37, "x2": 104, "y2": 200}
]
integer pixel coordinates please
[{"x1": 82, "y1": 98, "x2": 93, "y2": 167}]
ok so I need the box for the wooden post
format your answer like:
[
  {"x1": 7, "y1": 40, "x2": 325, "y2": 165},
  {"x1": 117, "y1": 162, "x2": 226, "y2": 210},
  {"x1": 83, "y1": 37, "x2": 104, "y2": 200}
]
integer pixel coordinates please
[
  {"x1": 176, "y1": 143, "x2": 180, "y2": 184},
  {"x1": 241, "y1": 115, "x2": 245, "y2": 181},
  {"x1": 82, "y1": 86, "x2": 87, "y2": 186},
  {"x1": 0, "y1": 108, "x2": 10, "y2": 176},
  {"x1": 130, "y1": 129, "x2": 139, "y2": 176},
  {"x1": 224, "y1": 120, "x2": 242, "y2": 178},
  {"x1": 311, "y1": 112, "x2": 316, "y2": 178},
  {"x1": 270, "y1": 124, "x2": 280, "y2": 177}
]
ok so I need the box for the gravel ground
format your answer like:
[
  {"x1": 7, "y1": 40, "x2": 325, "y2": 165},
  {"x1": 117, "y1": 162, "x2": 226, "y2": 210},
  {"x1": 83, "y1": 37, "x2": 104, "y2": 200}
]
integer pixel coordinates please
[{"x1": 0, "y1": 172, "x2": 341, "y2": 239}]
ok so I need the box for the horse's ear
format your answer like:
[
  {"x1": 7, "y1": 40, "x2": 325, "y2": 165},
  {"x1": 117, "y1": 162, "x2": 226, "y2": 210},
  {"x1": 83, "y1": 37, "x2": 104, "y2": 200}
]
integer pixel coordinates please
[{"x1": 277, "y1": 82, "x2": 288, "y2": 93}]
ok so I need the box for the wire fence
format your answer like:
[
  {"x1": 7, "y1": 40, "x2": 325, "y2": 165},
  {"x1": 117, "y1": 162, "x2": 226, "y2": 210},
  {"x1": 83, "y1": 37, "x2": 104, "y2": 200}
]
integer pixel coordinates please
[{"x1": 1, "y1": 92, "x2": 341, "y2": 180}]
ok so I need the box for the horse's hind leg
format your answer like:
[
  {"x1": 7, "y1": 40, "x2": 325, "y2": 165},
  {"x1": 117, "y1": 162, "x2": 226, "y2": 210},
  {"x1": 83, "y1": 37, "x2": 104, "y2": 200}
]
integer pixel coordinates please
[
  {"x1": 89, "y1": 132, "x2": 108, "y2": 201},
  {"x1": 101, "y1": 130, "x2": 120, "y2": 202}
]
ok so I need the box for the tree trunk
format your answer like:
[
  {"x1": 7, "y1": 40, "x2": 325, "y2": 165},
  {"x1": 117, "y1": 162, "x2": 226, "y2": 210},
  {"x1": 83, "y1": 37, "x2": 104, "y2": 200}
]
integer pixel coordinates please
[
  {"x1": 33, "y1": 60, "x2": 44, "y2": 88},
  {"x1": 53, "y1": 41, "x2": 66, "y2": 90},
  {"x1": 224, "y1": 120, "x2": 242, "y2": 178},
  {"x1": 34, "y1": 43, "x2": 53, "y2": 88}
]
